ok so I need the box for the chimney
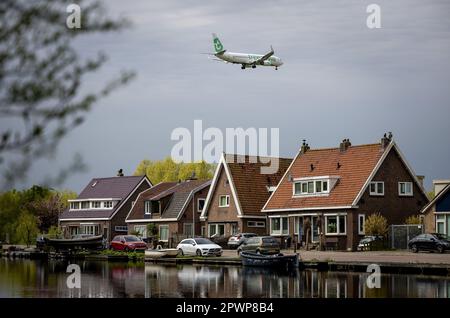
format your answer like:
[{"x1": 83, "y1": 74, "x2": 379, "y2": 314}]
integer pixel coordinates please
[
  {"x1": 381, "y1": 132, "x2": 393, "y2": 150},
  {"x1": 300, "y1": 139, "x2": 310, "y2": 154},
  {"x1": 433, "y1": 179, "x2": 450, "y2": 196},
  {"x1": 339, "y1": 138, "x2": 351, "y2": 152},
  {"x1": 117, "y1": 169, "x2": 124, "y2": 177}
]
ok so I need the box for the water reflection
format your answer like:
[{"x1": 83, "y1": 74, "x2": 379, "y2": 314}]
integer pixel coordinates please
[
  {"x1": 144, "y1": 264, "x2": 450, "y2": 298},
  {"x1": 0, "y1": 258, "x2": 449, "y2": 298}
]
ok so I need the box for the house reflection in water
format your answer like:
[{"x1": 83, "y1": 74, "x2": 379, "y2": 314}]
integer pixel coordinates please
[{"x1": 144, "y1": 264, "x2": 450, "y2": 299}]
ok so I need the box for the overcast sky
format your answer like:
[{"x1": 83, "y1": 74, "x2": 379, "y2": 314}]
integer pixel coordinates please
[{"x1": 21, "y1": 0, "x2": 450, "y2": 192}]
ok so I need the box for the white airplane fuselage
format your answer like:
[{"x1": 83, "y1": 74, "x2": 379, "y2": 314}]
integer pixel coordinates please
[{"x1": 216, "y1": 52, "x2": 283, "y2": 68}]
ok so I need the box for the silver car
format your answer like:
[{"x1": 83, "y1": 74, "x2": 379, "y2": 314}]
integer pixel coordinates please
[{"x1": 227, "y1": 233, "x2": 257, "y2": 249}]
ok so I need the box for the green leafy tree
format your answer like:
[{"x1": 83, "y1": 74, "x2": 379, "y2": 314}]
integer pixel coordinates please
[
  {"x1": 364, "y1": 213, "x2": 388, "y2": 236},
  {"x1": 15, "y1": 212, "x2": 39, "y2": 246},
  {"x1": 134, "y1": 157, "x2": 215, "y2": 184},
  {"x1": 0, "y1": 0, "x2": 135, "y2": 189},
  {"x1": 47, "y1": 225, "x2": 63, "y2": 239}
]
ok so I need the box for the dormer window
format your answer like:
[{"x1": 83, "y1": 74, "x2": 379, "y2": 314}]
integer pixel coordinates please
[
  {"x1": 104, "y1": 201, "x2": 113, "y2": 209},
  {"x1": 81, "y1": 201, "x2": 90, "y2": 209},
  {"x1": 91, "y1": 201, "x2": 101, "y2": 209},
  {"x1": 70, "y1": 202, "x2": 80, "y2": 210},
  {"x1": 293, "y1": 176, "x2": 336, "y2": 196},
  {"x1": 144, "y1": 201, "x2": 151, "y2": 215}
]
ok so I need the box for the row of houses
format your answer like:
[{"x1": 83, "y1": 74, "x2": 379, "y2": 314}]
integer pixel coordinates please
[{"x1": 59, "y1": 134, "x2": 449, "y2": 251}]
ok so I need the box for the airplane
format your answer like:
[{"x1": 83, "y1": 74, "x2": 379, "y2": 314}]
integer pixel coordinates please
[{"x1": 208, "y1": 33, "x2": 283, "y2": 70}]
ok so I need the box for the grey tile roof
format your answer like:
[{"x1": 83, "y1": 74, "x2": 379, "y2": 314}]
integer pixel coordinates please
[
  {"x1": 159, "y1": 179, "x2": 211, "y2": 219},
  {"x1": 60, "y1": 175, "x2": 148, "y2": 220},
  {"x1": 78, "y1": 176, "x2": 145, "y2": 199}
]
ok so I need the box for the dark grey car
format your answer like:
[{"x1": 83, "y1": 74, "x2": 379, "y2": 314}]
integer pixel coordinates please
[{"x1": 237, "y1": 236, "x2": 280, "y2": 255}]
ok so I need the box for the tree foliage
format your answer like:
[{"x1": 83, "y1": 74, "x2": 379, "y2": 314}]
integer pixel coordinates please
[
  {"x1": 134, "y1": 157, "x2": 215, "y2": 184},
  {"x1": 0, "y1": 185, "x2": 75, "y2": 243},
  {"x1": 15, "y1": 212, "x2": 39, "y2": 246},
  {"x1": 364, "y1": 213, "x2": 388, "y2": 236},
  {"x1": 0, "y1": 0, "x2": 135, "y2": 189}
]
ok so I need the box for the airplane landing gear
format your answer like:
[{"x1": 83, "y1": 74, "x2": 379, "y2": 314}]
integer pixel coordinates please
[
  {"x1": 252, "y1": 65, "x2": 256, "y2": 69},
  {"x1": 275, "y1": 67, "x2": 278, "y2": 70},
  {"x1": 241, "y1": 64, "x2": 245, "y2": 70}
]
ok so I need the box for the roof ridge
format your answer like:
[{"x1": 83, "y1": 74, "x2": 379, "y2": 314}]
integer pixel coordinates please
[
  {"x1": 224, "y1": 153, "x2": 293, "y2": 161},
  {"x1": 91, "y1": 175, "x2": 144, "y2": 180},
  {"x1": 303, "y1": 142, "x2": 381, "y2": 152}
]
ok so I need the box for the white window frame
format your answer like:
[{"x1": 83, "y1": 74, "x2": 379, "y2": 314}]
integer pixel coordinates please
[
  {"x1": 270, "y1": 217, "x2": 289, "y2": 236},
  {"x1": 115, "y1": 226, "x2": 128, "y2": 232},
  {"x1": 436, "y1": 214, "x2": 447, "y2": 235},
  {"x1": 70, "y1": 202, "x2": 80, "y2": 210},
  {"x1": 219, "y1": 195, "x2": 230, "y2": 207},
  {"x1": 358, "y1": 214, "x2": 365, "y2": 235},
  {"x1": 80, "y1": 201, "x2": 90, "y2": 209},
  {"x1": 144, "y1": 201, "x2": 151, "y2": 215},
  {"x1": 197, "y1": 198, "x2": 206, "y2": 213},
  {"x1": 103, "y1": 201, "x2": 113, "y2": 209},
  {"x1": 80, "y1": 224, "x2": 99, "y2": 235},
  {"x1": 325, "y1": 214, "x2": 347, "y2": 235},
  {"x1": 159, "y1": 225, "x2": 169, "y2": 242},
  {"x1": 133, "y1": 225, "x2": 147, "y2": 238},
  {"x1": 208, "y1": 224, "x2": 225, "y2": 237},
  {"x1": 247, "y1": 221, "x2": 266, "y2": 228},
  {"x1": 293, "y1": 179, "x2": 331, "y2": 196},
  {"x1": 398, "y1": 182, "x2": 413, "y2": 196},
  {"x1": 91, "y1": 201, "x2": 101, "y2": 209},
  {"x1": 369, "y1": 181, "x2": 384, "y2": 196}
]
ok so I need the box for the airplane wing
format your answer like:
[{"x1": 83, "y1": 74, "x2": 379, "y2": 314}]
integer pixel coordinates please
[
  {"x1": 208, "y1": 57, "x2": 229, "y2": 63},
  {"x1": 253, "y1": 46, "x2": 274, "y2": 65}
]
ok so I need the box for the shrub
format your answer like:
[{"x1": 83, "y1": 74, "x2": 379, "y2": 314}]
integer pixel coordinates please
[
  {"x1": 404, "y1": 215, "x2": 421, "y2": 225},
  {"x1": 364, "y1": 213, "x2": 388, "y2": 236}
]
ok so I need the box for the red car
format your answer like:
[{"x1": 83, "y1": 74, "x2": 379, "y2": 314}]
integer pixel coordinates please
[{"x1": 110, "y1": 235, "x2": 147, "y2": 252}]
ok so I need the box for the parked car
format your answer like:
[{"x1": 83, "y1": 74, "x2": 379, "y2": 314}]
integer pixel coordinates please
[
  {"x1": 237, "y1": 236, "x2": 280, "y2": 255},
  {"x1": 110, "y1": 235, "x2": 147, "y2": 252},
  {"x1": 209, "y1": 234, "x2": 229, "y2": 248},
  {"x1": 227, "y1": 233, "x2": 257, "y2": 249},
  {"x1": 177, "y1": 238, "x2": 222, "y2": 257},
  {"x1": 408, "y1": 233, "x2": 450, "y2": 253},
  {"x1": 357, "y1": 235, "x2": 384, "y2": 251}
]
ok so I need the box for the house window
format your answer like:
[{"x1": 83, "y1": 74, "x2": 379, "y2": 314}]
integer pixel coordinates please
[
  {"x1": 104, "y1": 201, "x2": 113, "y2": 209},
  {"x1": 134, "y1": 225, "x2": 147, "y2": 238},
  {"x1": 270, "y1": 217, "x2": 289, "y2": 236},
  {"x1": 184, "y1": 223, "x2": 194, "y2": 236},
  {"x1": 197, "y1": 198, "x2": 205, "y2": 212},
  {"x1": 80, "y1": 224, "x2": 99, "y2": 235},
  {"x1": 70, "y1": 202, "x2": 80, "y2": 210},
  {"x1": 208, "y1": 224, "x2": 225, "y2": 237},
  {"x1": 398, "y1": 182, "x2": 413, "y2": 196},
  {"x1": 358, "y1": 214, "x2": 365, "y2": 235},
  {"x1": 219, "y1": 195, "x2": 230, "y2": 207},
  {"x1": 325, "y1": 215, "x2": 346, "y2": 235},
  {"x1": 115, "y1": 226, "x2": 128, "y2": 232},
  {"x1": 247, "y1": 221, "x2": 265, "y2": 228},
  {"x1": 369, "y1": 182, "x2": 384, "y2": 196},
  {"x1": 144, "y1": 201, "x2": 151, "y2": 215},
  {"x1": 81, "y1": 201, "x2": 90, "y2": 209},
  {"x1": 294, "y1": 179, "x2": 331, "y2": 196},
  {"x1": 436, "y1": 215, "x2": 446, "y2": 235},
  {"x1": 91, "y1": 201, "x2": 101, "y2": 209},
  {"x1": 159, "y1": 225, "x2": 169, "y2": 242}
]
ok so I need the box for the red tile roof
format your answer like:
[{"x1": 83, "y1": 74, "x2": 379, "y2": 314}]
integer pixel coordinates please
[
  {"x1": 225, "y1": 154, "x2": 292, "y2": 215},
  {"x1": 263, "y1": 143, "x2": 385, "y2": 211}
]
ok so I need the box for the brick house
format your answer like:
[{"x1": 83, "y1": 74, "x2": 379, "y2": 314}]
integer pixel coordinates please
[
  {"x1": 125, "y1": 179, "x2": 211, "y2": 245},
  {"x1": 421, "y1": 180, "x2": 450, "y2": 235},
  {"x1": 59, "y1": 175, "x2": 152, "y2": 242},
  {"x1": 200, "y1": 153, "x2": 292, "y2": 237},
  {"x1": 261, "y1": 135, "x2": 429, "y2": 251}
]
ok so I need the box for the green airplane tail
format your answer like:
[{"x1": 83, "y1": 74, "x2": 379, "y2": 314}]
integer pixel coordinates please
[{"x1": 212, "y1": 33, "x2": 225, "y2": 54}]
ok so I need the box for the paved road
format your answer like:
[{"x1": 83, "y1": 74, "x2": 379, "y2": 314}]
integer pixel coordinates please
[{"x1": 222, "y1": 249, "x2": 450, "y2": 265}]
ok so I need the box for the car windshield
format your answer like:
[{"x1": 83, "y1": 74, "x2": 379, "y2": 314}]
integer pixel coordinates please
[
  {"x1": 124, "y1": 236, "x2": 141, "y2": 242},
  {"x1": 435, "y1": 233, "x2": 450, "y2": 241},
  {"x1": 194, "y1": 238, "x2": 213, "y2": 245}
]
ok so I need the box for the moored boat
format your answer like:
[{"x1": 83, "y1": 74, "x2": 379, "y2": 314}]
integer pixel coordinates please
[
  {"x1": 145, "y1": 246, "x2": 179, "y2": 259},
  {"x1": 240, "y1": 252, "x2": 299, "y2": 268},
  {"x1": 39, "y1": 234, "x2": 105, "y2": 251}
]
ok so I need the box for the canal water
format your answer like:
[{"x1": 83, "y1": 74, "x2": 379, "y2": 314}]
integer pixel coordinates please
[{"x1": 0, "y1": 258, "x2": 449, "y2": 298}]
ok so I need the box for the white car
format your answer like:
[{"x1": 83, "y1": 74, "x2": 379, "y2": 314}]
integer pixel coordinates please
[{"x1": 177, "y1": 238, "x2": 222, "y2": 257}]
